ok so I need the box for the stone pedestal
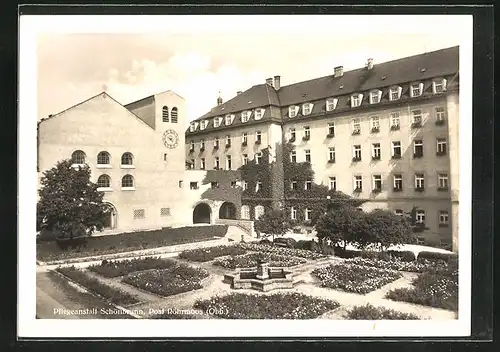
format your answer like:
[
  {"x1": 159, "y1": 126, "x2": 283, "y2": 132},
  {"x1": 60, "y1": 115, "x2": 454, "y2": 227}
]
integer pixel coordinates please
[{"x1": 256, "y1": 262, "x2": 269, "y2": 280}]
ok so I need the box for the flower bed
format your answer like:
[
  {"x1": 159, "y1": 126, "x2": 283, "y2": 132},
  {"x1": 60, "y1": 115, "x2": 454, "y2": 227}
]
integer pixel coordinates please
[
  {"x1": 122, "y1": 264, "x2": 209, "y2": 297},
  {"x1": 194, "y1": 292, "x2": 339, "y2": 319},
  {"x1": 37, "y1": 225, "x2": 228, "y2": 262},
  {"x1": 212, "y1": 252, "x2": 306, "y2": 269},
  {"x1": 56, "y1": 266, "x2": 139, "y2": 306},
  {"x1": 237, "y1": 242, "x2": 325, "y2": 260},
  {"x1": 88, "y1": 257, "x2": 177, "y2": 278},
  {"x1": 178, "y1": 245, "x2": 246, "y2": 262},
  {"x1": 386, "y1": 268, "x2": 458, "y2": 311},
  {"x1": 312, "y1": 263, "x2": 402, "y2": 294},
  {"x1": 346, "y1": 304, "x2": 420, "y2": 320},
  {"x1": 345, "y1": 257, "x2": 450, "y2": 273}
]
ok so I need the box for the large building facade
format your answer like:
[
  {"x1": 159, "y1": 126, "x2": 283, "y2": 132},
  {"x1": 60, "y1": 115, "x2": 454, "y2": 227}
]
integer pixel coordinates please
[{"x1": 185, "y1": 46, "x2": 460, "y2": 251}]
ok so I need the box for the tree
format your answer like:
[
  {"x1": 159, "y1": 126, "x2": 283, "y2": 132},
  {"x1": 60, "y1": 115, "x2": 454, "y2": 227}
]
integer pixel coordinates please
[
  {"x1": 254, "y1": 209, "x2": 292, "y2": 241},
  {"x1": 364, "y1": 209, "x2": 413, "y2": 251},
  {"x1": 37, "y1": 159, "x2": 110, "y2": 246}
]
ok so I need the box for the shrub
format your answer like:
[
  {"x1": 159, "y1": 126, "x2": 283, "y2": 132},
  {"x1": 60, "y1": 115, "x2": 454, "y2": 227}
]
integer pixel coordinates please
[
  {"x1": 88, "y1": 257, "x2": 177, "y2": 278},
  {"x1": 273, "y1": 237, "x2": 297, "y2": 248},
  {"x1": 259, "y1": 239, "x2": 272, "y2": 245},
  {"x1": 417, "y1": 251, "x2": 458, "y2": 263},
  {"x1": 122, "y1": 264, "x2": 209, "y2": 297},
  {"x1": 312, "y1": 263, "x2": 403, "y2": 294},
  {"x1": 360, "y1": 251, "x2": 380, "y2": 260},
  {"x1": 194, "y1": 292, "x2": 339, "y2": 319},
  {"x1": 178, "y1": 245, "x2": 246, "y2": 262},
  {"x1": 334, "y1": 247, "x2": 362, "y2": 259},
  {"x1": 213, "y1": 252, "x2": 306, "y2": 269},
  {"x1": 388, "y1": 250, "x2": 417, "y2": 262},
  {"x1": 56, "y1": 266, "x2": 139, "y2": 306},
  {"x1": 347, "y1": 304, "x2": 420, "y2": 320},
  {"x1": 294, "y1": 240, "x2": 319, "y2": 251}
]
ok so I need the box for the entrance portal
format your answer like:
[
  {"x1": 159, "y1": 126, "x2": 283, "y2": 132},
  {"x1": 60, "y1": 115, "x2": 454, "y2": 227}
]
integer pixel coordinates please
[
  {"x1": 193, "y1": 203, "x2": 211, "y2": 224},
  {"x1": 102, "y1": 203, "x2": 117, "y2": 229},
  {"x1": 219, "y1": 202, "x2": 237, "y2": 220}
]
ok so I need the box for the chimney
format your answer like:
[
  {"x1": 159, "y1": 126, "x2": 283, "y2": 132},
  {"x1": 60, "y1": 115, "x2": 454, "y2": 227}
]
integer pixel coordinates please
[
  {"x1": 265, "y1": 77, "x2": 274, "y2": 87},
  {"x1": 237, "y1": 91, "x2": 242, "y2": 95},
  {"x1": 217, "y1": 91, "x2": 223, "y2": 105},
  {"x1": 273, "y1": 75, "x2": 281, "y2": 90},
  {"x1": 367, "y1": 58, "x2": 374, "y2": 70},
  {"x1": 334, "y1": 66, "x2": 343, "y2": 78}
]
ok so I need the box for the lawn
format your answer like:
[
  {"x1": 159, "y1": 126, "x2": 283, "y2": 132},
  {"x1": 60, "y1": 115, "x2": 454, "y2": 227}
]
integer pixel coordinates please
[
  {"x1": 56, "y1": 266, "x2": 140, "y2": 306},
  {"x1": 178, "y1": 245, "x2": 247, "y2": 262},
  {"x1": 37, "y1": 225, "x2": 228, "y2": 262},
  {"x1": 312, "y1": 263, "x2": 403, "y2": 294},
  {"x1": 88, "y1": 257, "x2": 177, "y2": 278},
  {"x1": 193, "y1": 292, "x2": 339, "y2": 319},
  {"x1": 386, "y1": 267, "x2": 458, "y2": 311},
  {"x1": 212, "y1": 252, "x2": 306, "y2": 269},
  {"x1": 122, "y1": 264, "x2": 209, "y2": 297}
]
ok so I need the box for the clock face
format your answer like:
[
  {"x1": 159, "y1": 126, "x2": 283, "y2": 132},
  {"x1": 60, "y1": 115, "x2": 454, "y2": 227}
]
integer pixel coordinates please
[{"x1": 162, "y1": 129, "x2": 179, "y2": 149}]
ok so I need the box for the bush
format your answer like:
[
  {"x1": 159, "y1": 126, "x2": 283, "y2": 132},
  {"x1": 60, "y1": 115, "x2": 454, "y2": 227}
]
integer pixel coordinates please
[
  {"x1": 273, "y1": 237, "x2": 297, "y2": 248},
  {"x1": 360, "y1": 251, "x2": 380, "y2": 260},
  {"x1": 88, "y1": 257, "x2": 177, "y2": 278},
  {"x1": 212, "y1": 252, "x2": 306, "y2": 269},
  {"x1": 334, "y1": 247, "x2": 362, "y2": 259},
  {"x1": 312, "y1": 263, "x2": 402, "y2": 294},
  {"x1": 294, "y1": 240, "x2": 320, "y2": 251},
  {"x1": 417, "y1": 251, "x2": 458, "y2": 263},
  {"x1": 259, "y1": 239, "x2": 272, "y2": 245},
  {"x1": 346, "y1": 304, "x2": 420, "y2": 320},
  {"x1": 122, "y1": 264, "x2": 209, "y2": 297},
  {"x1": 194, "y1": 292, "x2": 339, "y2": 319},
  {"x1": 178, "y1": 245, "x2": 246, "y2": 262},
  {"x1": 56, "y1": 266, "x2": 139, "y2": 306},
  {"x1": 388, "y1": 250, "x2": 417, "y2": 262}
]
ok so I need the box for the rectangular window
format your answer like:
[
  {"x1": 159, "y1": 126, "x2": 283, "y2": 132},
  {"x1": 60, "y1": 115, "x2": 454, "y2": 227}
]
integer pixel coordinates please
[
  {"x1": 160, "y1": 208, "x2": 171, "y2": 217},
  {"x1": 328, "y1": 147, "x2": 336, "y2": 162},
  {"x1": 242, "y1": 181, "x2": 248, "y2": 191},
  {"x1": 290, "y1": 150, "x2": 297, "y2": 163},
  {"x1": 390, "y1": 112, "x2": 400, "y2": 129},
  {"x1": 190, "y1": 140, "x2": 195, "y2": 151},
  {"x1": 393, "y1": 174, "x2": 403, "y2": 191},
  {"x1": 305, "y1": 180, "x2": 312, "y2": 190},
  {"x1": 289, "y1": 128, "x2": 296, "y2": 142},
  {"x1": 291, "y1": 207, "x2": 297, "y2": 220},
  {"x1": 434, "y1": 80, "x2": 444, "y2": 94},
  {"x1": 415, "y1": 173, "x2": 425, "y2": 190},
  {"x1": 395, "y1": 209, "x2": 404, "y2": 216},
  {"x1": 392, "y1": 141, "x2": 402, "y2": 158},
  {"x1": 303, "y1": 104, "x2": 312, "y2": 115},
  {"x1": 438, "y1": 173, "x2": 449, "y2": 190},
  {"x1": 255, "y1": 181, "x2": 262, "y2": 192},
  {"x1": 416, "y1": 210, "x2": 425, "y2": 223},
  {"x1": 327, "y1": 122, "x2": 335, "y2": 137},
  {"x1": 289, "y1": 106, "x2": 298, "y2": 118},
  {"x1": 178, "y1": 180, "x2": 183, "y2": 188},
  {"x1": 305, "y1": 208, "x2": 312, "y2": 221},
  {"x1": 231, "y1": 181, "x2": 237, "y2": 188},
  {"x1": 226, "y1": 135, "x2": 231, "y2": 147},
  {"x1": 163, "y1": 153, "x2": 168, "y2": 162},
  {"x1": 242, "y1": 154, "x2": 248, "y2": 165},
  {"x1": 352, "y1": 118, "x2": 361, "y2": 134},
  {"x1": 372, "y1": 143, "x2": 381, "y2": 160},
  {"x1": 373, "y1": 175, "x2": 382, "y2": 192},
  {"x1": 190, "y1": 159, "x2": 195, "y2": 169},
  {"x1": 329, "y1": 176, "x2": 337, "y2": 191},
  {"x1": 435, "y1": 107, "x2": 446, "y2": 124},
  {"x1": 242, "y1": 132, "x2": 248, "y2": 144},
  {"x1": 211, "y1": 181, "x2": 219, "y2": 189},
  {"x1": 351, "y1": 94, "x2": 361, "y2": 107},
  {"x1": 303, "y1": 126, "x2": 311, "y2": 140},
  {"x1": 214, "y1": 157, "x2": 220, "y2": 169},
  {"x1": 439, "y1": 211, "x2": 449, "y2": 226},
  {"x1": 412, "y1": 110, "x2": 422, "y2": 126},
  {"x1": 133, "y1": 209, "x2": 145, "y2": 219},
  {"x1": 200, "y1": 158, "x2": 206, "y2": 170},
  {"x1": 189, "y1": 182, "x2": 199, "y2": 190},
  {"x1": 353, "y1": 145, "x2": 362, "y2": 161},
  {"x1": 326, "y1": 98, "x2": 337, "y2": 111},
  {"x1": 214, "y1": 137, "x2": 220, "y2": 149},
  {"x1": 411, "y1": 84, "x2": 422, "y2": 97},
  {"x1": 371, "y1": 116, "x2": 380, "y2": 132},
  {"x1": 256, "y1": 131, "x2": 262, "y2": 144},
  {"x1": 255, "y1": 109, "x2": 263, "y2": 120},
  {"x1": 414, "y1": 139, "x2": 424, "y2": 158},
  {"x1": 214, "y1": 118, "x2": 221, "y2": 128},
  {"x1": 437, "y1": 138, "x2": 447, "y2": 155},
  {"x1": 226, "y1": 155, "x2": 232, "y2": 170},
  {"x1": 354, "y1": 175, "x2": 363, "y2": 191},
  {"x1": 241, "y1": 111, "x2": 249, "y2": 123},
  {"x1": 255, "y1": 152, "x2": 262, "y2": 164},
  {"x1": 225, "y1": 115, "x2": 232, "y2": 125},
  {"x1": 305, "y1": 149, "x2": 311, "y2": 163},
  {"x1": 390, "y1": 87, "x2": 400, "y2": 101},
  {"x1": 291, "y1": 181, "x2": 297, "y2": 190},
  {"x1": 200, "y1": 139, "x2": 205, "y2": 150}
]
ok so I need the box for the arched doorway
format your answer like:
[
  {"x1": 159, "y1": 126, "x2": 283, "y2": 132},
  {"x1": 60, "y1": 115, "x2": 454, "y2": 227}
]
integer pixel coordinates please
[
  {"x1": 219, "y1": 202, "x2": 237, "y2": 220},
  {"x1": 102, "y1": 203, "x2": 117, "y2": 229},
  {"x1": 193, "y1": 203, "x2": 211, "y2": 224}
]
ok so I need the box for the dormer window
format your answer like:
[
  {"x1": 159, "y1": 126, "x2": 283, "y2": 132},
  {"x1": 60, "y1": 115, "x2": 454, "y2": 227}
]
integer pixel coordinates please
[
  {"x1": 389, "y1": 86, "x2": 403, "y2": 101},
  {"x1": 289, "y1": 106, "x2": 299, "y2": 118},
  {"x1": 351, "y1": 94, "x2": 363, "y2": 108},
  {"x1": 189, "y1": 123, "x2": 195, "y2": 132},
  {"x1": 214, "y1": 117, "x2": 222, "y2": 128},
  {"x1": 302, "y1": 103, "x2": 313, "y2": 115},
  {"x1": 200, "y1": 120, "x2": 208, "y2": 130},
  {"x1": 369, "y1": 90, "x2": 382, "y2": 104},
  {"x1": 225, "y1": 114, "x2": 234, "y2": 126},
  {"x1": 410, "y1": 83, "x2": 424, "y2": 97},
  {"x1": 433, "y1": 78, "x2": 447, "y2": 94},
  {"x1": 326, "y1": 98, "x2": 338, "y2": 112},
  {"x1": 254, "y1": 108, "x2": 265, "y2": 120},
  {"x1": 241, "y1": 111, "x2": 250, "y2": 123}
]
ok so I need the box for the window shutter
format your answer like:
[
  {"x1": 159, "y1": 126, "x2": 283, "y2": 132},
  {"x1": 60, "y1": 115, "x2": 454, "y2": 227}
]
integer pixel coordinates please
[
  {"x1": 397, "y1": 86, "x2": 403, "y2": 98},
  {"x1": 419, "y1": 83, "x2": 424, "y2": 94},
  {"x1": 377, "y1": 90, "x2": 382, "y2": 101},
  {"x1": 442, "y1": 78, "x2": 447, "y2": 90}
]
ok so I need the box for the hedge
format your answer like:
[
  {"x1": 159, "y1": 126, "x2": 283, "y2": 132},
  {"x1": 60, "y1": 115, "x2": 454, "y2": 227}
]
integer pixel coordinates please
[
  {"x1": 346, "y1": 304, "x2": 420, "y2": 320},
  {"x1": 417, "y1": 251, "x2": 458, "y2": 263}
]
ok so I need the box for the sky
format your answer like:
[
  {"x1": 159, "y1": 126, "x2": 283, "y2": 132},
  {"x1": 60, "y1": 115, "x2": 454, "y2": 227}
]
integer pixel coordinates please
[{"x1": 35, "y1": 15, "x2": 470, "y2": 124}]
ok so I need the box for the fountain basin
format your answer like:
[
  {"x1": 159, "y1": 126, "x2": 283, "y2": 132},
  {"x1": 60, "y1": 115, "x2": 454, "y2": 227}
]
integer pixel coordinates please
[{"x1": 223, "y1": 262, "x2": 294, "y2": 292}]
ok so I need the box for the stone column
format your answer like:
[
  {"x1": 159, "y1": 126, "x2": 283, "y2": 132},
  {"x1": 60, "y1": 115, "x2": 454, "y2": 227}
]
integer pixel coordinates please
[{"x1": 256, "y1": 261, "x2": 269, "y2": 280}]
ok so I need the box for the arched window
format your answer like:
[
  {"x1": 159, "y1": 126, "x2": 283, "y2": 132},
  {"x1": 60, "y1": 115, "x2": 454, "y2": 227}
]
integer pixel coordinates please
[
  {"x1": 255, "y1": 205, "x2": 265, "y2": 220},
  {"x1": 97, "y1": 174, "x2": 111, "y2": 188},
  {"x1": 171, "y1": 107, "x2": 178, "y2": 123},
  {"x1": 121, "y1": 152, "x2": 134, "y2": 165},
  {"x1": 162, "y1": 106, "x2": 169, "y2": 122},
  {"x1": 121, "y1": 174, "x2": 134, "y2": 188},
  {"x1": 71, "y1": 150, "x2": 86, "y2": 164},
  {"x1": 241, "y1": 205, "x2": 250, "y2": 220},
  {"x1": 97, "y1": 151, "x2": 110, "y2": 165}
]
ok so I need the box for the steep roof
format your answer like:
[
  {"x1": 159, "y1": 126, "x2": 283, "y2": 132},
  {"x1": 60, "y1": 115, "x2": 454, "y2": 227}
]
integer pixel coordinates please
[{"x1": 193, "y1": 46, "x2": 459, "y2": 121}]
